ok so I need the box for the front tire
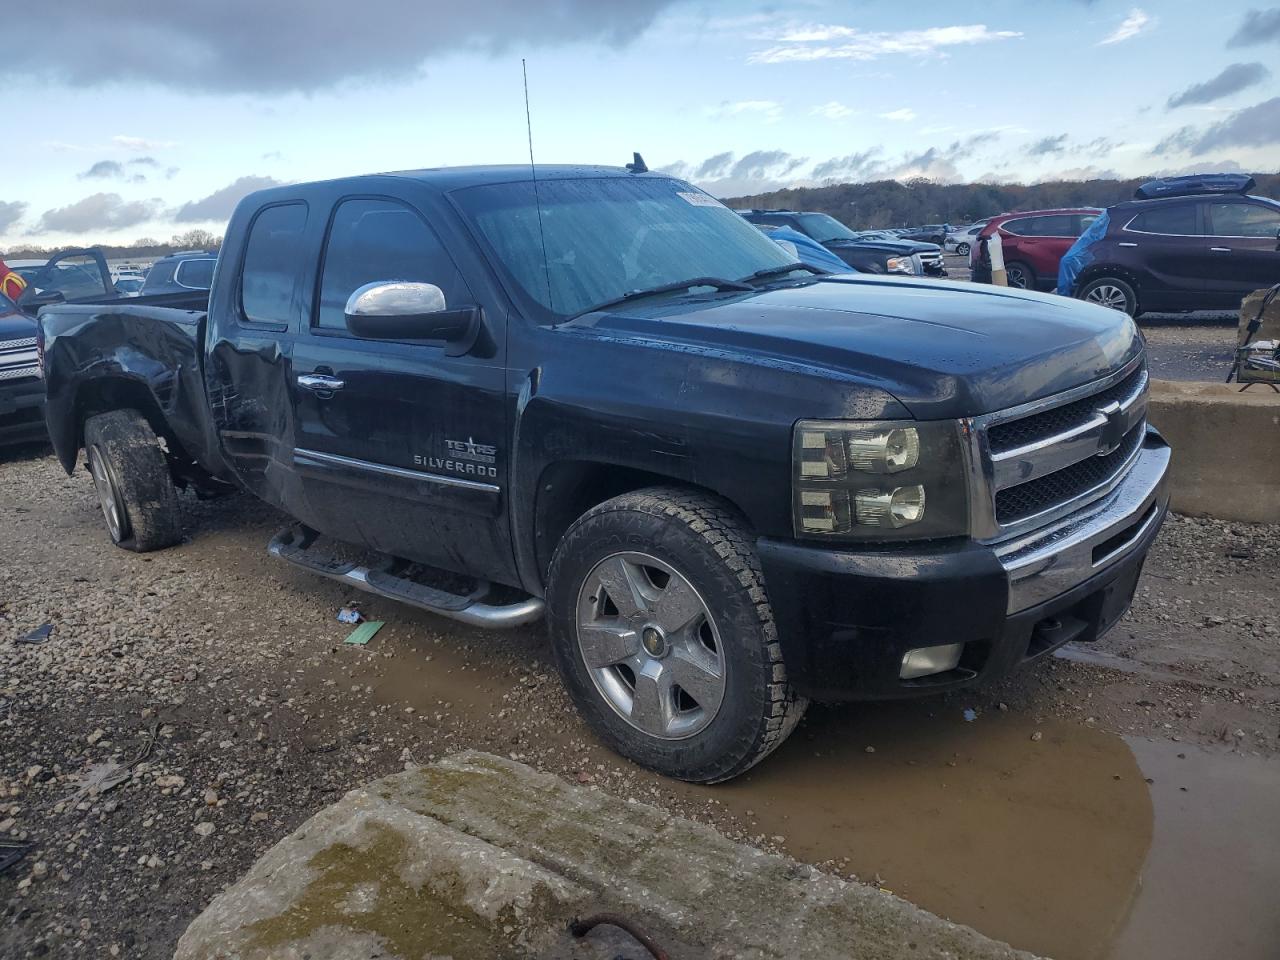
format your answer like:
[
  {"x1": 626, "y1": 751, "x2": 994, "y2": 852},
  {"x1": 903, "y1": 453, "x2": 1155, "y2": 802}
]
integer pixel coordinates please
[
  {"x1": 1005, "y1": 260, "x2": 1036, "y2": 290},
  {"x1": 1078, "y1": 276, "x2": 1139, "y2": 316},
  {"x1": 546, "y1": 487, "x2": 807, "y2": 783},
  {"x1": 84, "y1": 409, "x2": 182, "y2": 552}
]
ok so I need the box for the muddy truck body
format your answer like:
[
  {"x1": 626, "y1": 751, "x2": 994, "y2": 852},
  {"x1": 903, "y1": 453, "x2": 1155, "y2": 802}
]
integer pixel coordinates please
[{"x1": 38, "y1": 165, "x2": 1171, "y2": 782}]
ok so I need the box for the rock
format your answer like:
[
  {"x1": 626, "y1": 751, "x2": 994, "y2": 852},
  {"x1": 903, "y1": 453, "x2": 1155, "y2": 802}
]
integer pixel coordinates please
[
  {"x1": 155, "y1": 775, "x2": 186, "y2": 790},
  {"x1": 1030, "y1": 731, "x2": 1043, "y2": 742},
  {"x1": 864, "y1": 746, "x2": 876, "y2": 753},
  {"x1": 203, "y1": 790, "x2": 219, "y2": 806},
  {"x1": 31, "y1": 861, "x2": 48, "y2": 880},
  {"x1": 194, "y1": 822, "x2": 216, "y2": 838},
  {"x1": 174, "y1": 752, "x2": 1035, "y2": 960},
  {"x1": 87, "y1": 729, "x2": 105, "y2": 745}
]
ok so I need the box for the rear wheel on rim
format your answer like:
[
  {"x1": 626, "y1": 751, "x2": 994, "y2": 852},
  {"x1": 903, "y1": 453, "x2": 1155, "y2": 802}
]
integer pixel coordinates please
[
  {"x1": 83, "y1": 409, "x2": 183, "y2": 552},
  {"x1": 956, "y1": 242, "x2": 971, "y2": 257},
  {"x1": 546, "y1": 487, "x2": 807, "y2": 783},
  {"x1": 1078, "y1": 276, "x2": 1138, "y2": 316}
]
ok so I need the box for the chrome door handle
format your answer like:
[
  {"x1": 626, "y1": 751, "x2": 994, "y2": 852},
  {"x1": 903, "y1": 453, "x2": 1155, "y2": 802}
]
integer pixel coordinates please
[
  {"x1": 1210, "y1": 246, "x2": 1232, "y2": 253},
  {"x1": 297, "y1": 374, "x2": 345, "y2": 392},
  {"x1": 1118, "y1": 242, "x2": 1138, "y2": 248}
]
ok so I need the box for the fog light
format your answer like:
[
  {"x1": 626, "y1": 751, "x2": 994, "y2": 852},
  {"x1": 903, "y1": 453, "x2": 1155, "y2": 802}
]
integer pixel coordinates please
[{"x1": 900, "y1": 643, "x2": 964, "y2": 680}]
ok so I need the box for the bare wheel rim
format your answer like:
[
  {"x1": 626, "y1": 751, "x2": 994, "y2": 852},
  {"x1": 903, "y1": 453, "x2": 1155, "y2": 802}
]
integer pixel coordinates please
[
  {"x1": 957, "y1": 243, "x2": 970, "y2": 256},
  {"x1": 576, "y1": 551, "x2": 727, "y2": 741},
  {"x1": 88, "y1": 444, "x2": 128, "y2": 542},
  {"x1": 1085, "y1": 283, "x2": 1129, "y2": 311}
]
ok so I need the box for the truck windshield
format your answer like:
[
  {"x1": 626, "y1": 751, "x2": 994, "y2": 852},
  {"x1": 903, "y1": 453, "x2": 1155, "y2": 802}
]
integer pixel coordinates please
[
  {"x1": 793, "y1": 214, "x2": 858, "y2": 243},
  {"x1": 452, "y1": 176, "x2": 800, "y2": 322}
]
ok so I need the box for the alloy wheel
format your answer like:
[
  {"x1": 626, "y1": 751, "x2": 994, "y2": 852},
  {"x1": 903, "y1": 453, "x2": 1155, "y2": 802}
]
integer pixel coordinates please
[
  {"x1": 1085, "y1": 284, "x2": 1130, "y2": 312},
  {"x1": 88, "y1": 444, "x2": 129, "y2": 542},
  {"x1": 575, "y1": 551, "x2": 727, "y2": 740}
]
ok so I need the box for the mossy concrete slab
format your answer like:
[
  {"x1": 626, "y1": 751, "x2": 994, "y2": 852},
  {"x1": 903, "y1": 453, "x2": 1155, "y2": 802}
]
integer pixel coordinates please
[{"x1": 176, "y1": 751, "x2": 1042, "y2": 960}]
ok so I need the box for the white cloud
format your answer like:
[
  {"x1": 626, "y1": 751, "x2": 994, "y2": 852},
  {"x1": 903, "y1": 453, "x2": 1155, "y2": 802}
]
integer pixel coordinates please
[
  {"x1": 810, "y1": 100, "x2": 854, "y2": 120},
  {"x1": 112, "y1": 135, "x2": 178, "y2": 151},
  {"x1": 881, "y1": 108, "x2": 917, "y2": 122},
  {"x1": 708, "y1": 99, "x2": 783, "y2": 123},
  {"x1": 1099, "y1": 9, "x2": 1151, "y2": 46},
  {"x1": 751, "y1": 24, "x2": 1022, "y2": 64}
]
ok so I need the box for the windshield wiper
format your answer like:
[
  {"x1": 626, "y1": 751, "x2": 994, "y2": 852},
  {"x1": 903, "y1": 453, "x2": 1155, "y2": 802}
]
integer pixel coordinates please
[
  {"x1": 741, "y1": 263, "x2": 823, "y2": 284},
  {"x1": 572, "y1": 276, "x2": 755, "y2": 318}
]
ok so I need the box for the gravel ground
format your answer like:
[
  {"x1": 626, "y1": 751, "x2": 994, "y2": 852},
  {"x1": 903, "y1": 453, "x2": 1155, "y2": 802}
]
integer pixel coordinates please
[{"x1": 1, "y1": 445, "x2": 1277, "y2": 959}]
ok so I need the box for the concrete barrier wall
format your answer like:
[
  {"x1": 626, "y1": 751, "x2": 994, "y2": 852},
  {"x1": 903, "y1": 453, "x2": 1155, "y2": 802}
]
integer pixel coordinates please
[{"x1": 1148, "y1": 380, "x2": 1280, "y2": 524}]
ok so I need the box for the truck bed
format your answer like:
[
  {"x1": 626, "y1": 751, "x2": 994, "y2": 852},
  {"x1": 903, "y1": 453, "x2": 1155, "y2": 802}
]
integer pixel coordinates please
[{"x1": 38, "y1": 301, "x2": 225, "y2": 480}]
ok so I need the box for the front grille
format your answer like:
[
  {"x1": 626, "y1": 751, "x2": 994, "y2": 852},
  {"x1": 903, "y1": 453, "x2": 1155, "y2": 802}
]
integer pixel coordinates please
[
  {"x1": 995, "y1": 423, "x2": 1144, "y2": 525},
  {"x1": 0, "y1": 336, "x2": 39, "y2": 382},
  {"x1": 988, "y1": 365, "x2": 1146, "y2": 454}
]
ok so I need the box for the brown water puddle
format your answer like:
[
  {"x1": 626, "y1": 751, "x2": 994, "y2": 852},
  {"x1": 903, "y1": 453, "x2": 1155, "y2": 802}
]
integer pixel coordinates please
[
  {"x1": 1108, "y1": 740, "x2": 1280, "y2": 960},
  {"x1": 324, "y1": 627, "x2": 1275, "y2": 960},
  {"x1": 674, "y1": 703, "x2": 1152, "y2": 960}
]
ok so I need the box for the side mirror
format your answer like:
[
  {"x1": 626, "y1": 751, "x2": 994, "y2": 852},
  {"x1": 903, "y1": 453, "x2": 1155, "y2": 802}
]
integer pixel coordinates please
[{"x1": 344, "y1": 281, "x2": 480, "y2": 354}]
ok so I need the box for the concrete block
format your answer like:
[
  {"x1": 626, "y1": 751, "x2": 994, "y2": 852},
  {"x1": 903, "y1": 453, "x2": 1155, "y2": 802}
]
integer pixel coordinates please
[
  {"x1": 1148, "y1": 380, "x2": 1280, "y2": 523},
  {"x1": 175, "y1": 751, "x2": 1038, "y2": 960}
]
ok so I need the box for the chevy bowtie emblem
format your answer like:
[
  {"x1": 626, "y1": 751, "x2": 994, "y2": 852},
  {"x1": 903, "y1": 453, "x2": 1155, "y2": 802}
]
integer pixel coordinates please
[{"x1": 1097, "y1": 401, "x2": 1126, "y2": 455}]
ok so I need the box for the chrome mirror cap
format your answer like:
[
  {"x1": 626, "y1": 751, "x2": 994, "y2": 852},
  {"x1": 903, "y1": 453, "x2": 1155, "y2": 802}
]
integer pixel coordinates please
[{"x1": 344, "y1": 280, "x2": 446, "y2": 318}]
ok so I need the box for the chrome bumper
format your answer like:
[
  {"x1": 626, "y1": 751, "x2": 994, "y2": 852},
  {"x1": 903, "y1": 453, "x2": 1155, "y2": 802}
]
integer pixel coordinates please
[{"x1": 995, "y1": 428, "x2": 1170, "y2": 614}]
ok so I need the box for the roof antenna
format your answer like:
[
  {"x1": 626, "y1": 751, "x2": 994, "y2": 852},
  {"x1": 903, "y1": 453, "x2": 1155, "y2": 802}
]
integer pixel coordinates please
[
  {"x1": 522, "y1": 59, "x2": 554, "y2": 313},
  {"x1": 626, "y1": 152, "x2": 648, "y2": 174}
]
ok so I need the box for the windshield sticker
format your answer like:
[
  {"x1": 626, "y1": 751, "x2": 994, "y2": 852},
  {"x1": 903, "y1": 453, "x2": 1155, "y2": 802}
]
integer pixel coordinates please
[{"x1": 676, "y1": 191, "x2": 722, "y2": 208}]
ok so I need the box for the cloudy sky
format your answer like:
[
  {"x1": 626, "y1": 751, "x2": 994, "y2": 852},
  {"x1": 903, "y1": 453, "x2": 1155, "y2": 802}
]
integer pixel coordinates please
[{"x1": 2, "y1": 0, "x2": 1279, "y2": 247}]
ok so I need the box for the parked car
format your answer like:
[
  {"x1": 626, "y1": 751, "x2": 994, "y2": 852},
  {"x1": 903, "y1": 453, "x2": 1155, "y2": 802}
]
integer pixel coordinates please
[
  {"x1": 738, "y1": 209, "x2": 946, "y2": 276},
  {"x1": 900, "y1": 224, "x2": 947, "y2": 246},
  {"x1": 944, "y1": 223, "x2": 986, "y2": 257},
  {"x1": 970, "y1": 209, "x2": 1102, "y2": 291},
  {"x1": 139, "y1": 250, "x2": 218, "y2": 295},
  {"x1": 1061, "y1": 176, "x2": 1280, "y2": 316},
  {"x1": 114, "y1": 277, "x2": 145, "y2": 297},
  {"x1": 0, "y1": 291, "x2": 45, "y2": 446},
  {"x1": 39, "y1": 164, "x2": 1169, "y2": 783}
]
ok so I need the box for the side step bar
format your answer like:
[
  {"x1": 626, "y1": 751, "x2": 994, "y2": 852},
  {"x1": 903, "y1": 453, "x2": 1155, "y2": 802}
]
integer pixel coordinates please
[{"x1": 267, "y1": 526, "x2": 545, "y2": 629}]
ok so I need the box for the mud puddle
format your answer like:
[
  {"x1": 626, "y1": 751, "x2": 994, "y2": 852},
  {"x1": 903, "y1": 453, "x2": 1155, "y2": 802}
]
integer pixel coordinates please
[
  {"x1": 1107, "y1": 740, "x2": 1280, "y2": 960},
  {"x1": 323, "y1": 629, "x2": 1275, "y2": 960}
]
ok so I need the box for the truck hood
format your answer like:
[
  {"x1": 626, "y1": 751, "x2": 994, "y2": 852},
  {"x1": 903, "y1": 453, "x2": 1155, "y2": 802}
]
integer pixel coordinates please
[
  {"x1": 584, "y1": 275, "x2": 1142, "y2": 419},
  {"x1": 824, "y1": 237, "x2": 938, "y2": 255},
  {"x1": 0, "y1": 303, "x2": 36, "y2": 341}
]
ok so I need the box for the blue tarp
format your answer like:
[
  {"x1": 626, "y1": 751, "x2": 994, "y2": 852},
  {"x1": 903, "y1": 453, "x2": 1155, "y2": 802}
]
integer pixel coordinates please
[
  {"x1": 767, "y1": 226, "x2": 856, "y2": 274},
  {"x1": 1056, "y1": 210, "x2": 1110, "y2": 297}
]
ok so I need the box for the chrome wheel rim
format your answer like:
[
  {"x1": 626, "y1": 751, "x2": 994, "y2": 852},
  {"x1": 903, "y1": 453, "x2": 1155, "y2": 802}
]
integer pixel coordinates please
[
  {"x1": 957, "y1": 243, "x2": 969, "y2": 256},
  {"x1": 1085, "y1": 284, "x2": 1129, "y2": 312},
  {"x1": 88, "y1": 444, "x2": 128, "y2": 542},
  {"x1": 1007, "y1": 267, "x2": 1030, "y2": 289},
  {"x1": 576, "y1": 551, "x2": 726, "y2": 740}
]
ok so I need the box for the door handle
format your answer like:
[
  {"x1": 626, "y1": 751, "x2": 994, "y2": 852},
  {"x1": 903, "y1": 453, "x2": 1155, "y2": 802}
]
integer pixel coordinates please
[
  {"x1": 1210, "y1": 246, "x2": 1232, "y2": 253},
  {"x1": 297, "y1": 374, "x2": 345, "y2": 392},
  {"x1": 1118, "y1": 242, "x2": 1138, "y2": 248}
]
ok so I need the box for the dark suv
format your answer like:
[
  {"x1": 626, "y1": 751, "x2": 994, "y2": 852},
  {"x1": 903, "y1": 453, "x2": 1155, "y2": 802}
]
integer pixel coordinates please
[
  {"x1": 140, "y1": 251, "x2": 218, "y2": 296},
  {"x1": 1068, "y1": 189, "x2": 1280, "y2": 316},
  {"x1": 738, "y1": 210, "x2": 945, "y2": 276}
]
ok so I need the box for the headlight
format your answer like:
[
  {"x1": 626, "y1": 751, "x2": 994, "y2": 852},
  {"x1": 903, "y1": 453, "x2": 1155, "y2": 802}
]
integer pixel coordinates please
[
  {"x1": 793, "y1": 419, "x2": 970, "y2": 541},
  {"x1": 885, "y1": 256, "x2": 913, "y2": 274}
]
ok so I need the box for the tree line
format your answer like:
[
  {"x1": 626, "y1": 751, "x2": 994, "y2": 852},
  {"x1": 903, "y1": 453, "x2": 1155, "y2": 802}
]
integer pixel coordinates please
[
  {"x1": 727, "y1": 173, "x2": 1280, "y2": 229},
  {"x1": 1, "y1": 229, "x2": 222, "y2": 261}
]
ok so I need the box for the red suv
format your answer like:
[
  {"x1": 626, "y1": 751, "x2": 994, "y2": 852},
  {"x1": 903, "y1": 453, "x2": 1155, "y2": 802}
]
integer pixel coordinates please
[{"x1": 970, "y1": 208, "x2": 1101, "y2": 291}]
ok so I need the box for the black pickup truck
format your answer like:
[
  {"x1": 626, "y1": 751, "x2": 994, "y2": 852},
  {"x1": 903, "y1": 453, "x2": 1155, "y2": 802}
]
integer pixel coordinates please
[{"x1": 38, "y1": 165, "x2": 1171, "y2": 783}]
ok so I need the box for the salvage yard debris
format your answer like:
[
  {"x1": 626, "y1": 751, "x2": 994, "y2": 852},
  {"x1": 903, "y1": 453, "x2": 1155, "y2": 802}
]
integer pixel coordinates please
[
  {"x1": 343, "y1": 620, "x2": 384, "y2": 646},
  {"x1": 17, "y1": 622, "x2": 53, "y2": 644}
]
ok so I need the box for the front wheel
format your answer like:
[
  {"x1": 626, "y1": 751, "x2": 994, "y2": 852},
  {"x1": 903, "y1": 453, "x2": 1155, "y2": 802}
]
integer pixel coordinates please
[
  {"x1": 546, "y1": 487, "x2": 807, "y2": 783},
  {"x1": 1078, "y1": 276, "x2": 1139, "y2": 316},
  {"x1": 1005, "y1": 261, "x2": 1036, "y2": 290},
  {"x1": 84, "y1": 409, "x2": 183, "y2": 552},
  {"x1": 956, "y1": 242, "x2": 971, "y2": 257}
]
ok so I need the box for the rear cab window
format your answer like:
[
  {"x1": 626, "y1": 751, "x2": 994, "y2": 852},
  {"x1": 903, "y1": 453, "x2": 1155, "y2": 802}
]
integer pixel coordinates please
[
  {"x1": 240, "y1": 203, "x2": 309, "y2": 326},
  {"x1": 174, "y1": 258, "x2": 216, "y2": 289},
  {"x1": 314, "y1": 197, "x2": 470, "y2": 334}
]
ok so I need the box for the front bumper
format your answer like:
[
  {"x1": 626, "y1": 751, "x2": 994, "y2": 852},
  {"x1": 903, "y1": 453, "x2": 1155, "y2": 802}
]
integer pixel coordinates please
[
  {"x1": 757, "y1": 429, "x2": 1170, "y2": 701},
  {"x1": 0, "y1": 376, "x2": 47, "y2": 446}
]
